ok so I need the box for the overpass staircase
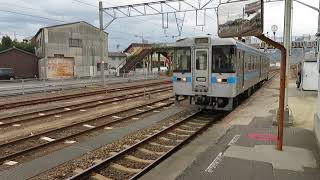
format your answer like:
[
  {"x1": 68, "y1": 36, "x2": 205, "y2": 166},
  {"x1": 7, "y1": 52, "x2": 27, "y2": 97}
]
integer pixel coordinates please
[{"x1": 119, "y1": 48, "x2": 152, "y2": 74}]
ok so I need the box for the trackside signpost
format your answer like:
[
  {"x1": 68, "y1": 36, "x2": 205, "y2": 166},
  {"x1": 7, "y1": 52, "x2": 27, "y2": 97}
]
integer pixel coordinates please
[{"x1": 217, "y1": 0, "x2": 287, "y2": 151}]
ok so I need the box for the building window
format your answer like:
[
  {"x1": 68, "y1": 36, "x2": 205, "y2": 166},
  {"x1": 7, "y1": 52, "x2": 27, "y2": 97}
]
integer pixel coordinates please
[
  {"x1": 69, "y1": 38, "x2": 82, "y2": 47},
  {"x1": 54, "y1": 54, "x2": 64, "y2": 58},
  {"x1": 97, "y1": 62, "x2": 108, "y2": 71}
]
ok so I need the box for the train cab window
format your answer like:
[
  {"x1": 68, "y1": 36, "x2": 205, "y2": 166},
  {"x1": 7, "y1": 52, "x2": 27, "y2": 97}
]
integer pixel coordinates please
[
  {"x1": 196, "y1": 50, "x2": 208, "y2": 70},
  {"x1": 173, "y1": 48, "x2": 191, "y2": 73},
  {"x1": 212, "y1": 45, "x2": 236, "y2": 73}
]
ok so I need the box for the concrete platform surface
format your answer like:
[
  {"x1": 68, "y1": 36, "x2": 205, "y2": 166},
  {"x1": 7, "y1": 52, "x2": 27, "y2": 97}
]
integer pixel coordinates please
[{"x1": 141, "y1": 77, "x2": 320, "y2": 180}]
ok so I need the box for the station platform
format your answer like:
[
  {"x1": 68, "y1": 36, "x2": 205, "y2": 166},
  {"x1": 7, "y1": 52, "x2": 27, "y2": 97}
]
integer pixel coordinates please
[{"x1": 141, "y1": 76, "x2": 320, "y2": 180}]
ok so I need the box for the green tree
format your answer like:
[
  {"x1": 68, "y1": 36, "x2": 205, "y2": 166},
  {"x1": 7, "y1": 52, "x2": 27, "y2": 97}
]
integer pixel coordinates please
[
  {"x1": 0, "y1": 36, "x2": 35, "y2": 54},
  {"x1": 1, "y1": 36, "x2": 13, "y2": 50}
]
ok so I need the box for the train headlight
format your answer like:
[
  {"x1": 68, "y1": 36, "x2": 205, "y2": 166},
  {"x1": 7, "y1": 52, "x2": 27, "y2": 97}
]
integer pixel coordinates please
[
  {"x1": 182, "y1": 77, "x2": 187, "y2": 82},
  {"x1": 217, "y1": 78, "x2": 222, "y2": 83}
]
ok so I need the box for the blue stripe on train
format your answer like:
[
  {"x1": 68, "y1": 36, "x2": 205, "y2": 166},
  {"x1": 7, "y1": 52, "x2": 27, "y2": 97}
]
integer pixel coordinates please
[
  {"x1": 172, "y1": 76, "x2": 177, "y2": 82},
  {"x1": 211, "y1": 76, "x2": 217, "y2": 84},
  {"x1": 211, "y1": 76, "x2": 237, "y2": 85},
  {"x1": 227, "y1": 77, "x2": 237, "y2": 84},
  {"x1": 186, "y1": 77, "x2": 192, "y2": 83},
  {"x1": 172, "y1": 76, "x2": 192, "y2": 83}
]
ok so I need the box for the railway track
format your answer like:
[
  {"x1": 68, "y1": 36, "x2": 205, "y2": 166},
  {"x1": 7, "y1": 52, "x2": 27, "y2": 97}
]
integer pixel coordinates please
[
  {"x1": 0, "y1": 85, "x2": 172, "y2": 128},
  {"x1": 0, "y1": 96, "x2": 176, "y2": 165},
  {"x1": 268, "y1": 69, "x2": 279, "y2": 80},
  {"x1": 67, "y1": 111, "x2": 222, "y2": 180},
  {"x1": 0, "y1": 80, "x2": 171, "y2": 110}
]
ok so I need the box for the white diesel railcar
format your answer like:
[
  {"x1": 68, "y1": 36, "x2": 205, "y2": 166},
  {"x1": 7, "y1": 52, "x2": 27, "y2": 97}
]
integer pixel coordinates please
[{"x1": 172, "y1": 37, "x2": 270, "y2": 111}]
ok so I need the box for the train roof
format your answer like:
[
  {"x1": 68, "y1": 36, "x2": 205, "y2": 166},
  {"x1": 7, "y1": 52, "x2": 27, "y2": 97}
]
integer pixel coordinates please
[
  {"x1": 173, "y1": 37, "x2": 236, "y2": 47},
  {"x1": 172, "y1": 37, "x2": 270, "y2": 57}
]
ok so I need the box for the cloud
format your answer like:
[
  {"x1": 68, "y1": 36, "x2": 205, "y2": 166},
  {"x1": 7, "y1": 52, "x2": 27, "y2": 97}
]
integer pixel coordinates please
[{"x1": 0, "y1": 0, "x2": 318, "y2": 51}]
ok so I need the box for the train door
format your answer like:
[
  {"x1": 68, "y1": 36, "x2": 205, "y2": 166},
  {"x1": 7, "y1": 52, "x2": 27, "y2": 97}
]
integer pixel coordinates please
[
  {"x1": 259, "y1": 56, "x2": 262, "y2": 80},
  {"x1": 193, "y1": 49, "x2": 209, "y2": 93},
  {"x1": 237, "y1": 49, "x2": 244, "y2": 92},
  {"x1": 242, "y1": 51, "x2": 245, "y2": 89}
]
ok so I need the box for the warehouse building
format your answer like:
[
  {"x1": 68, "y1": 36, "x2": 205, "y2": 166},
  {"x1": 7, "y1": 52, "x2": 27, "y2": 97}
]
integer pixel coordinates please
[
  {"x1": 34, "y1": 21, "x2": 108, "y2": 79},
  {"x1": 0, "y1": 47, "x2": 38, "y2": 79}
]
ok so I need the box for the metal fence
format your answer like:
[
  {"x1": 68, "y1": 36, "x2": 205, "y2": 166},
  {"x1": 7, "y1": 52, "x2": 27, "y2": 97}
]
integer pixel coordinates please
[{"x1": 0, "y1": 72, "x2": 161, "y2": 97}]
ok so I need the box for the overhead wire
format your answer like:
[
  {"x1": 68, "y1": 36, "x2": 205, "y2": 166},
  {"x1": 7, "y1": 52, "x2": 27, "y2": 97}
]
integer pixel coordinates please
[
  {"x1": 99, "y1": 0, "x2": 209, "y2": 36},
  {"x1": 74, "y1": 0, "x2": 193, "y2": 41},
  {"x1": 0, "y1": 9, "x2": 68, "y2": 23}
]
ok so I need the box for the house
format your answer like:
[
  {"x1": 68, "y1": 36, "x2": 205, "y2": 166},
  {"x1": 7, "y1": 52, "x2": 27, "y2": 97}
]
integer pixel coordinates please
[
  {"x1": 0, "y1": 47, "x2": 38, "y2": 78},
  {"x1": 108, "y1": 52, "x2": 127, "y2": 70},
  {"x1": 34, "y1": 21, "x2": 108, "y2": 79}
]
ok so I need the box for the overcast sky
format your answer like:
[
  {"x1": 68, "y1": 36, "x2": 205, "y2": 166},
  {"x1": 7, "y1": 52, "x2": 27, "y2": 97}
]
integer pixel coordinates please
[{"x1": 0, "y1": 0, "x2": 318, "y2": 51}]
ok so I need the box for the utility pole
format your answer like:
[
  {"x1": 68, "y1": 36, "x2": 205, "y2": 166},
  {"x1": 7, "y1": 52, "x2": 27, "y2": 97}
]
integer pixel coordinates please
[
  {"x1": 283, "y1": 0, "x2": 293, "y2": 125},
  {"x1": 318, "y1": 0, "x2": 320, "y2": 34},
  {"x1": 99, "y1": 1, "x2": 105, "y2": 87}
]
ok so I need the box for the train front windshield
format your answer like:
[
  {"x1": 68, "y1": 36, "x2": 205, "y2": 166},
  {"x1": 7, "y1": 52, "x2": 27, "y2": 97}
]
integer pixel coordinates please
[
  {"x1": 212, "y1": 46, "x2": 236, "y2": 73},
  {"x1": 173, "y1": 48, "x2": 191, "y2": 73}
]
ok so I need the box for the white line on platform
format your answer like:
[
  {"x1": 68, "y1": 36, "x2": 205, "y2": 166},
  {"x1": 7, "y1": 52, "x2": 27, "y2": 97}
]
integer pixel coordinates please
[
  {"x1": 132, "y1": 117, "x2": 139, "y2": 120},
  {"x1": 228, "y1": 135, "x2": 241, "y2": 146},
  {"x1": 12, "y1": 124, "x2": 21, "y2": 127},
  {"x1": 0, "y1": 122, "x2": 3, "y2": 125},
  {"x1": 64, "y1": 108, "x2": 71, "y2": 111},
  {"x1": 136, "y1": 109, "x2": 144, "y2": 112},
  {"x1": 38, "y1": 113, "x2": 45, "y2": 116},
  {"x1": 79, "y1": 109, "x2": 87, "y2": 112},
  {"x1": 153, "y1": 110, "x2": 160, "y2": 113},
  {"x1": 54, "y1": 115, "x2": 62, "y2": 118},
  {"x1": 205, "y1": 152, "x2": 223, "y2": 173}
]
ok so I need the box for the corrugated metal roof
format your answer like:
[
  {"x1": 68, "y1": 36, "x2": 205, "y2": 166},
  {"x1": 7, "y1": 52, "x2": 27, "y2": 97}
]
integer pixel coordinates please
[{"x1": 35, "y1": 21, "x2": 108, "y2": 37}]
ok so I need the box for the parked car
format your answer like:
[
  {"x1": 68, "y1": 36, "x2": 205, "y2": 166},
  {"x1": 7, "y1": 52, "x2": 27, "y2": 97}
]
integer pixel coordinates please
[{"x1": 0, "y1": 68, "x2": 15, "y2": 80}]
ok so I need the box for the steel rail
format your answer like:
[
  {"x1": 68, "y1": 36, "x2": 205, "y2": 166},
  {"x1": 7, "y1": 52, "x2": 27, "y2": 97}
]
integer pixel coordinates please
[
  {"x1": 0, "y1": 81, "x2": 171, "y2": 110},
  {"x1": 0, "y1": 97, "x2": 176, "y2": 164},
  {"x1": 0, "y1": 86, "x2": 172, "y2": 128},
  {"x1": 68, "y1": 111, "x2": 222, "y2": 180}
]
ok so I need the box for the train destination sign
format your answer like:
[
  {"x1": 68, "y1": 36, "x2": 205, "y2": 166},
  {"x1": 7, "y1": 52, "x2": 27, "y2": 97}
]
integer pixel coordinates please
[{"x1": 217, "y1": 0, "x2": 263, "y2": 38}]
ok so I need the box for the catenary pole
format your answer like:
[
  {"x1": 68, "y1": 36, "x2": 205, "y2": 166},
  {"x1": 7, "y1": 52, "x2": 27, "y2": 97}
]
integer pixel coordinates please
[
  {"x1": 283, "y1": 0, "x2": 293, "y2": 124},
  {"x1": 99, "y1": 1, "x2": 105, "y2": 87}
]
